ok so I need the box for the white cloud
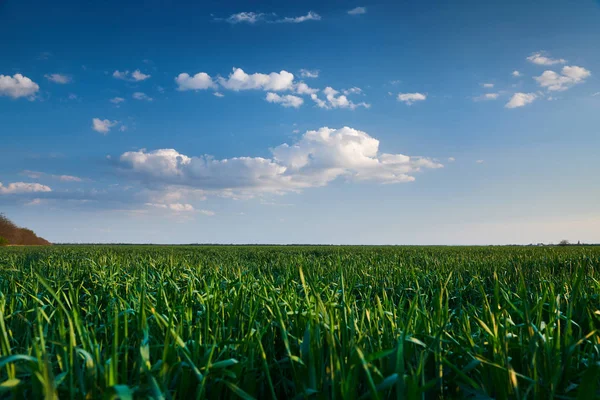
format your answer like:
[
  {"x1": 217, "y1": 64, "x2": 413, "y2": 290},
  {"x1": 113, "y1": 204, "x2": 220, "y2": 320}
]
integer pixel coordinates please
[
  {"x1": 266, "y1": 92, "x2": 304, "y2": 108},
  {"x1": 118, "y1": 127, "x2": 442, "y2": 197},
  {"x1": 175, "y1": 72, "x2": 217, "y2": 91},
  {"x1": 397, "y1": 92, "x2": 426, "y2": 105},
  {"x1": 219, "y1": 68, "x2": 295, "y2": 91},
  {"x1": 482, "y1": 83, "x2": 494, "y2": 88},
  {"x1": 213, "y1": 92, "x2": 224, "y2": 97},
  {"x1": 505, "y1": 92, "x2": 537, "y2": 108},
  {"x1": 21, "y1": 170, "x2": 82, "y2": 182},
  {"x1": 448, "y1": 157, "x2": 455, "y2": 162},
  {"x1": 534, "y1": 66, "x2": 591, "y2": 92},
  {"x1": 474, "y1": 93, "x2": 499, "y2": 101},
  {"x1": 199, "y1": 209, "x2": 216, "y2": 216},
  {"x1": 226, "y1": 12, "x2": 266, "y2": 24},
  {"x1": 113, "y1": 69, "x2": 151, "y2": 81},
  {"x1": 0, "y1": 182, "x2": 52, "y2": 195},
  {"x1": 512, "y1": 70, "x2": 521, "y2": 77},
  {"x1": 348, "y1": 7, "x2": 367, "y2": 15},
  {"x1": 68, "y1": 93, "x2": 78, "y2": 100},
  {"x1": 110, "y1": 97, "x2": 125, "y2": 104},
  {"x1": 311, "y1": 87, "x2": 370, "y2": 110},
  {"x1": 146, "y1": 202, "x2": 195, "y2": 212},
  {"x1": 92, "y1": 118, "x2": 119, "y2": 134},
  {"x1": 0, "y1": 74, "x2": 40, "y2": 99},
  {"x1": 223, "y1": 11, "x2": 321, "y2": 24},
  {"x1": 278, "y1": 11, "x2": 321, "y2": 23},
  {"x1": 476, "y1": 160, "x2": 484, "y2": 164},
  {"x1": 131, "y1": 70, "x2": 151, "y2": 81},
  {"x1": 343, "y1": 87, "x2": 362, "y2": 95},
  {"x1": 295, "y1": 82, "x2": 319, "y2": 95},
  {"x1": 132, "y1": 92, "x2": 153, "y2": 101},
  {"x1": 527, "y1": 51, "x2": 567, "y2": 66},
  {"x1": 44, "y1": 73, "x2": 71, "y2": 84},
  {"x1": 299, "y1": 69, "x2": 319, "y2": 78}
]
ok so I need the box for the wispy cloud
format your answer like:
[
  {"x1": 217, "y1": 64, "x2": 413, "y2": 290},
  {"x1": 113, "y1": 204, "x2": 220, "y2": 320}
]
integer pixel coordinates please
[
  {"x1": 527, "y1": 51, "x2": 567, "y2": 66},
  {"x1": 348, "y1": 7, "x2": 367, "y2": 15},
  {"x1": 219, "y1": 11, "x2": 322, "y2": 24},
  {"x1": 44, "y1": 73, "x2": 71, "y2": 84}
]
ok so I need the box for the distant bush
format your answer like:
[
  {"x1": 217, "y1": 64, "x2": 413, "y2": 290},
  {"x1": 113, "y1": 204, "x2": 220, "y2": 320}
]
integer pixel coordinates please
[{"x1": 0, "y1": 237, "x2": 8, "y2": 246}]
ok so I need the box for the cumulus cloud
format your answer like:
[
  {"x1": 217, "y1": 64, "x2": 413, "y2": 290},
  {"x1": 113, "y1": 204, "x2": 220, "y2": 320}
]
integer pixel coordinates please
[
  {"x1": 311, "y1": 87, "x2": 370, "y2": 110},
  {"x1": 512, "y1": 70, "x2": 521, "y2": 77},
  {"x1": 295, "y1": 82, "x2": 319, "y2": 95},
  {"x1": 0, "y1": 182, "x2": 52, "y2": 195},
  {"x1": 0, "y1": 74, "x2": 40, "y2": 99},
  {"x1": 266, "y1": 92, "x2": 304, "y2": 108},
  {"x1": 44, "y1": 73, "x2": 71, "y2": 84},
  {"x1": 110, "y1": 97, "x2": 125, "y2": 104},
  {"x1": 117, "y1": 127, "x2": 442, "y2": 197},
  {"x1": 132, "y1": 92, "x2": 153, "y2": 101},
  {"x1": 113, "y1": 69, "x2": 151, "y2": 81},
  {"x1": 482, "y1": 83, "x2": 494, "y2": 88},
  {"x1": 175, "y1": 72, "x2": 217, "y2": 91},
  {"x1": 299, "y1": 69, "x2": 319, "y2": 78},
  {"x1": 213, "y1": 92, "x2": 224, "y2": 97},
  {"x1": 348, "y1": 7, "x2": 367, "y2": 15},
  {"x1": 505, "y1": 92, "x2": 537, "y2": 108},
  {"x1": 527, "y1": 51, "x2": 567, "y2": 66},
  {"x1": 218, "y1": 68, "x2": 295, "y2": 91},
  {"x1": 534, "y1": 66, "x2": 591, "y2": 92},
  {"x1": 448, "y1": 157, "x2": 455, "y2": 162},
  {"x1": 92, "y1": 118, "x2": 119, "y2": 134},
  {"x1": 397, "y1": 92, "x2": 426, "y2": 105}
]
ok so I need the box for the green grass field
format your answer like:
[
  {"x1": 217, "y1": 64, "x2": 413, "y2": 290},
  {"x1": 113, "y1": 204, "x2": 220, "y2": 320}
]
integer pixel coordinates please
[{"x1": 0, "y1": 245, "x2": 599, "y2": 399}]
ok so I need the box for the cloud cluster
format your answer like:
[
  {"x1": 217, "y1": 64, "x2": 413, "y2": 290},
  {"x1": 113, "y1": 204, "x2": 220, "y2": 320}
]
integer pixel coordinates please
[
  {"x1": 133, "y1": 92, "x2": 153, "y2": 101},
  {"x1": 218, "y1": 68, "x2": 295, "y2": 91},
  {"x1": 118, "y1": 127, "x2": 442, "y2": 197},
  {"x1": 223, "y1": 11, "x2": 321, "y2": 24},
  {"x1": 0, "y1": 74, "x2": 40, "y2": 99},
  {"x1": 311, "y1": 87, "x2": 370, "y2": 109},
  {"x1": 113, "y1": 69, "x2": 151, "y2": 82},
  {"x1": 175, "y1": 68, "x2": 366, "y2": 109},
  {"x1": 0, "y1": 182, "x2": 52, "y2": 195},
  {"x1": 397, "y1": 92, "x2": 426, "y2": 105},
  {"x1": 299, "y1": 69, "x2": 319, "y2": 78},
  {"x1": 534, "y1": 66, "x2": 591, "y2": 92}
]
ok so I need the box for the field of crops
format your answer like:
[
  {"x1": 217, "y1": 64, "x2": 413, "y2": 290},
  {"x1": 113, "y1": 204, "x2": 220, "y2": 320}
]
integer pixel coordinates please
[{"x1": 0, "y1": 245, "x2": 599, "y2": 399}]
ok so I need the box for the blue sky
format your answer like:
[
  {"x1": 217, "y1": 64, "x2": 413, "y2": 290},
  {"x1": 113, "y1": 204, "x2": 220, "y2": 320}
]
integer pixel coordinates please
[{"x1": 1, "y1": 0, "x2": 599, "y2": 244}]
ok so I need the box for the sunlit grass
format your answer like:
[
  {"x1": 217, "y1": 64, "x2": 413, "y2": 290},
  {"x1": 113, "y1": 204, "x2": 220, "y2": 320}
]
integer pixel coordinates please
[{"x1": 0, "y1": 245, "x2": 599, "y2": 399}]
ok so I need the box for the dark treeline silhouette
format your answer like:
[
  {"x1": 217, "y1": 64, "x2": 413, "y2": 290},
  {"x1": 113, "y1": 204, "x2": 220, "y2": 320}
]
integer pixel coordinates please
[{"x1": 0, "y1": 214, "x2": 51, "y2": 246}]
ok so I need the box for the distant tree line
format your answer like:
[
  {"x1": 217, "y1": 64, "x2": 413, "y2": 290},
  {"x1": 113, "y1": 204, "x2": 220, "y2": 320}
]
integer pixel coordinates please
[{"x1": 0, "y1": 213, "x2": 51, "y2": 246}]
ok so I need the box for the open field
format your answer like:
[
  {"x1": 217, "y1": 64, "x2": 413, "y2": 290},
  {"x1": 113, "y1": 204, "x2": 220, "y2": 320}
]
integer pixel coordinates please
[{"x1": 0, "y1": 245, "x2": 599, "y2": 399}]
